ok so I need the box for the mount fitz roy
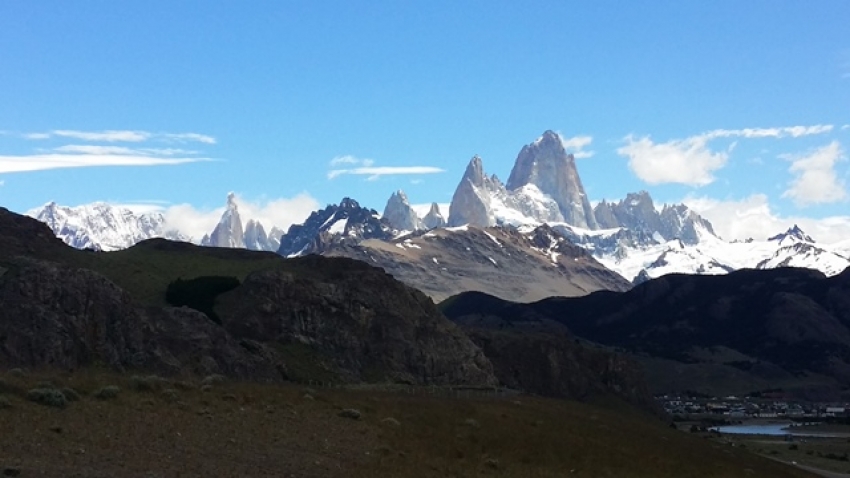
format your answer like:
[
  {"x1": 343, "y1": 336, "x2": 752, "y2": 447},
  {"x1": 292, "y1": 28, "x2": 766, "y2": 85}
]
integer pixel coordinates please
[{"x1": 26, "y1": 130, "x2": 850, "y2": 292}]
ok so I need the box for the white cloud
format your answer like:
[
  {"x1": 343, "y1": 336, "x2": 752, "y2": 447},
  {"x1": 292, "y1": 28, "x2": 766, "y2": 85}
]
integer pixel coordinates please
[
  {"x1": 23, "y1": 130, "x2": 216, "y2": 144},
  {"x1": 619, "y1": 124, "x2": 834, "y2": 186},
  {"x1": 557, "y1": 134, "x2": 594, "y2": 159},
  {"x1": 683, "y1": 193, "x2": 850, "y2": 243},
  {"x1": 843, "y1": 125, "x2": 850, "y2": 131},
  {"x1": 53, "y1": 145, "x2": 199, "y2": 157},
  {"x1": 0, "y1": 180, "x2": 4, "y2": 187},
  {"x1": 0, "y1": 153, "x2": 209, "y2": 173},
  {"x1": 329, "y1": 155, "x2": 374, "y2": 167},
  {"x1": 51, "y1": 130, "x2": 151, "y2": 142},
  {"x1": 703, "y1": 125, "x2": 833, "y2": 140},
  {"x1": 162, "y1": 192, "x2": 320, "y2": 241},
  {"x1": 617, "y1": 134, "x2": 727, "y2": 186},
  {"x1": 328, "y1": 166, "x2": 444, "y2": 180},
  {"x1": 781, "y1": 141, "x2": 847, "y2": 206},
  {"x1": 161, "y1": 133, "x2": 216, "y2": 144}
]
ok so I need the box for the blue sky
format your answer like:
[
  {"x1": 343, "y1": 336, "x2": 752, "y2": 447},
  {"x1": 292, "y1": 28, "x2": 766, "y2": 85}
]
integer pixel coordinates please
[{"x1": 1, "y1": 1, "x2": 849, "y2": 240}]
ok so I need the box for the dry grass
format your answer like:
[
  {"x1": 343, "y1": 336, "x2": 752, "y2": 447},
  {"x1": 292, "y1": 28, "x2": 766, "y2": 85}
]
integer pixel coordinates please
[{"x1": 0, "y1": 368, "x2": 819, "y2": 478}]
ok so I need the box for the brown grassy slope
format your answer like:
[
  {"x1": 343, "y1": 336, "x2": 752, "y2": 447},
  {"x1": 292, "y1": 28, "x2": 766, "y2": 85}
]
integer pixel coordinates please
[{"x1": 0, "y1": 369, "x2": 817, "y2": 478}]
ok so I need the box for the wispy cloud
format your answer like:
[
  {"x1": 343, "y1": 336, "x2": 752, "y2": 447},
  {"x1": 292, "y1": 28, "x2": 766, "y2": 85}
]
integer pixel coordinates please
[
  {"x1": 22, "y1": 129, "x2": 216, "y2": 144},
  {"x1": 327, "y1": 155, "x2": 443, "y2": 180},
  {"x1": 330, "y1": 155, "x2": 374, "y2": 167},
  {"x1": 0, "y1": 153, "x2": 209, "y2": 174},
  {"x1": 328, "y1": 166, "x2": 445, "y2": 181},
  {"x1": 618, "y1": 124, "x2": 834, "y2": 186},
  {"x1": 781, "y1": 141, "x2": 847, "y2": 207},
  {"x1": 1, "y1": 128, "x2": 216, "y2": 174}
]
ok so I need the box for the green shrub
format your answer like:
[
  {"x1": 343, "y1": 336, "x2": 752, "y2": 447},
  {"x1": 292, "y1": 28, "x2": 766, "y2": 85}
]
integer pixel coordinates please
[
  {"x1": 93, "y1": 386, "x2": 121, "y2": 400},
  {"x1": 7, "y1": 368, "x2": 26, "y2": 377},
  {"x1": 201, "y1": 374, "x2": 225, "y2": 386},
  {"x1": 61, "y1": 388, "x2": 81, "y2": 401},
  {"x1": 161, "y1": 388, "x2": 179, "y2": 403},
  {"x1": 130, "y1": 375, "x2": 168, "y2": 392},
  {"x1": 26, "y1": 388, "x2": 67, "y2": 408},
  {"x1": 0, "y1": 395, "x2": 11, "y2": 409}
]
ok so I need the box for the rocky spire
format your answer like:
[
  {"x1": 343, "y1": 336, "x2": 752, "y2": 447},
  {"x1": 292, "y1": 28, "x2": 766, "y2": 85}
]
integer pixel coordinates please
[
  {"x1": 506, "y1": 131, "x2": 598, "y2": 229},
  {"x1": 422, "y1": 202, "x2": 446, "y2": 229},
  {"x1": 382, "y1": 190, "x2": 424, "y2": 232},
  {"x1": 448, "y1": 155, "x2": 495, "y2": 227},
  {"x1": 243, "y1": 219, "x2": 269, "y2": 251},
  {"x1": 202, "y1": 192, "x2": 245, "y2": 248}
]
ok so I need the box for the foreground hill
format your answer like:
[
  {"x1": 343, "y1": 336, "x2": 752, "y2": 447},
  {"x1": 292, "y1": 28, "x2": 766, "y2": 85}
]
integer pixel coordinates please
[
  {"x1": 0, "y1": 207, "x2": 656, "y2": 407},
  {"x1": 442, "y1": 267, "x2": 850, "y2": 399},
  {"x1": 0, "y1": 369, "x2": 818, "y2": 478}
]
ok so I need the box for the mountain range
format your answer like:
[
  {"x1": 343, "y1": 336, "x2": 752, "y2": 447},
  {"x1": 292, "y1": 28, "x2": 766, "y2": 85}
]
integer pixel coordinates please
[{"x1": 25, "y1": 130, "x2": 850, "y2": 298}]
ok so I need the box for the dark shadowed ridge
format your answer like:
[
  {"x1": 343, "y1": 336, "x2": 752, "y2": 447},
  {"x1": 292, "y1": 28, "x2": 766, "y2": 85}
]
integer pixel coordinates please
[{"x1": 441, "y1": 266, "x2": 850, "y2": 398}]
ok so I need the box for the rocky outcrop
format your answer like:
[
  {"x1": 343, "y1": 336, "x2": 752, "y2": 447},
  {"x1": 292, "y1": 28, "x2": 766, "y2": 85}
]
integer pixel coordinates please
[
  {"x1": 215, "y1": 255, "x2": 497, "y2": 385},
  {"x1": 0, "y1": 257, "x2": 284, "y2": 379},
  {"x1": 593, "y1": 191, "x2": 716, "y2": 246},
  {"x1": 448, "y1": 156, "x2": 495, "y2": 227},
  {"x1": 202, "y1": 192, "x2": 245, "y2": 248},
  {"x1": 421, "y1": 203, "x2": 446, "y2": 229},
  {"x1": 277, "y1": 198, "x2": 394, "y2": 257},
  {"x1": 506, "y1": 131, "x2": 598, "y2": 229},
  {"x1": 382, "y1": 190, "x2": 424, "y2": 232}
]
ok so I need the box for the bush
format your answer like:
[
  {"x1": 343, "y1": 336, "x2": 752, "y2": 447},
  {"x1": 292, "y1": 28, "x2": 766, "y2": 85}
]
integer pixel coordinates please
[
  {"x1": 165, "y1": 276, "x2": 240, "y2": 324},
  {"x1": 26, "y1": 388, "x2": 67, "y2": 408},
  {"x1": 93, "y1": 386, "x2": 121, "y2": 400},
  {"x1": 201, "y1": 374, "x2": 225, "y2": 386},
  {"x1": 61, "y1": 388, "x2": 81, "y2": 401},
  {"x1": 0, "y1": 395, "x2": 11, "y2": 409},
  {"x1": 161, "y1": 388, "x2": 179, "y2": 403},
  {"x1": 7, "y1": 368, "x2": 26, "y2": 377},
  {"x1": 130, "y1": 375, "x2": 168, "y2": 392}
]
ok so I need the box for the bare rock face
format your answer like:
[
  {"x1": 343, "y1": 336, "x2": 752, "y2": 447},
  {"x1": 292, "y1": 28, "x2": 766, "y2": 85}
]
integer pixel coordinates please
[
  {"x1": 0, "y1": 258, "x2": 284, "y2": 379},
  {"x1": 382, "y1": 190, "x2": 424, "y2": 232},
  {"x1": 448, "y1": 156, "x2": 495, "y2": 227},
  {"x1": 422, "y1": 203, "x2": 446, "y2": 229},
  {"x1": 202, "y1": 192, "x2": 245, "y2": 248},
  {"x1": 506, "y1": 131, "x2": 598, "y2": 229},
  {"x1": 216, "y1": 255, "x2": 497, "y2": 386}
]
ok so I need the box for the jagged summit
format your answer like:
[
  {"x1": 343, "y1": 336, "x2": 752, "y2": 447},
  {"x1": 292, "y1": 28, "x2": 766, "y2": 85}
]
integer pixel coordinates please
[
  {"x1": 202, "y1": 192, "x2": 244, "y2": 248},
  {"x1": 448, "y1": 156, "x2": 495, "y2": 227},
  {"x1": 382, "y1": 190, "x2": 424, "y2": 232},
  {"x1": 277, "y1": 197, "x2": 393, "y2": 257},
  {"x1": 769, "y1": 224, "x2": 815, "y2": 244},
  {"x1": 506, "y1": 131, "x2": 598, "y2": 229},
  {"x1": 422, "y1": 202, "x2": 446, "y2": 229}
]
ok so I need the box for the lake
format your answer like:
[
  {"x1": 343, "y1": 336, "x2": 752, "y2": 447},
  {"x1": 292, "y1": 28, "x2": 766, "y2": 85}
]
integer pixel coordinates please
[{"x1": 711, "y1": 423, "x2": 850, "y2": 438}]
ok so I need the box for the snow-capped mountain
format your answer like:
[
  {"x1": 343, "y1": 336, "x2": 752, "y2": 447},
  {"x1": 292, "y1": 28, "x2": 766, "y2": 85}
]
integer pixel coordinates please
[
  {"x1": 277, "y1": 197, "x2": 394, "y2": 257},
  {"x1": 382, "y1": 190, "x2": 424, "y2": 233},
  {"x1": 201, "y1": 193, "x2": 244, "y2": 248},
  {"x1": 199, "y1": 193, "x2": 283, "y2": 251},
  {"x1": 421, "y1": 202, "x2": 446, "y2": 229},
  {"x1": 592, "y1": 224, "x2": 850, "y2": 282},
  {"x1": 26, "y1": 202, "x2": 184, "y2": 251}
]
